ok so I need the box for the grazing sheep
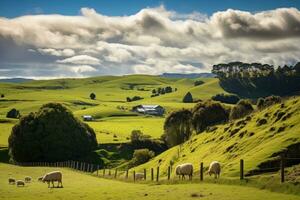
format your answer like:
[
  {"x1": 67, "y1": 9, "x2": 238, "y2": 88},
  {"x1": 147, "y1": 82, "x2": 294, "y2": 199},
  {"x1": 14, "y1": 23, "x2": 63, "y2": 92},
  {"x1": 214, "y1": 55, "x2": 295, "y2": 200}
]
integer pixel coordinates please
[
  {"x1": 8, "y1": 178, "x2": 16, "y2": 184},
  {"x1": 25, "y1": 176, "x2": 32, "y2": 183},
  {"x1": 16, "y1": 180, "x2": 25, "y2": 187},
  {"x1": 37, "y1": 176, "x2": 43, "y2": 182},
  {"x1": 175, "y1": 163, "x2": 193, "y2": 180},
  {"x1": 42, "y1": 171, "x2": 63, "y2": 188},
  {"x1": 208, "y1": 161, "x2": 221, "y2": 179},
  {"x1": 135, "y1": 173, "x2": 144, "y2": 181}
]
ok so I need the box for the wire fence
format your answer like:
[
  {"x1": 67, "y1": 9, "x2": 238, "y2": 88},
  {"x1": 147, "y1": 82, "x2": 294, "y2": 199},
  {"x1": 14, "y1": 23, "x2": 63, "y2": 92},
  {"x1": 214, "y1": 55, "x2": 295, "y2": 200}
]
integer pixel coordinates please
[{"x1": 13, "y1": 156, "x2": 300, "y2": 184}]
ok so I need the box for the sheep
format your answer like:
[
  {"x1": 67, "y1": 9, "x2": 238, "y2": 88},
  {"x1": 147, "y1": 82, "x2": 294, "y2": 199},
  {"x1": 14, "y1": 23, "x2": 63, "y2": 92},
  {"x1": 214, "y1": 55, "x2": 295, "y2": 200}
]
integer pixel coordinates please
[
  {"x1": 208, "y1": 161, "x2": 221, "y2": 179},
  {"x1": 16, "y1": 180, "x2": 25, "y2": 187},
  {"x1": 8, "y1": 178, "x2": 16, "y2": 184},
  {"x1": 134, "y1": 173, "x2": 144, "y2": 181},
  {"x1": 25, "y1": 176, "x2": 32, "y2": 183},
  {"x1": 175, "y1": 163, "x2": 193, "y2": 180},
  {"x1": 42, "y1": 171, "x2": 63, "y2": 188}
]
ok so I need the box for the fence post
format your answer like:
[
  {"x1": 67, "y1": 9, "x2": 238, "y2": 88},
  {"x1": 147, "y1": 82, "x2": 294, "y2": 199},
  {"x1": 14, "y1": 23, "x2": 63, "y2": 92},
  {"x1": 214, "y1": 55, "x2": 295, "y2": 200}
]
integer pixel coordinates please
[
  {"x1": 240, "y1": 159, "x2": 244, "y2": 180},
  {"x1": 133, "y1": 171, "x2": 136, "y2": 182},
  {"x1": 281, "y1": 155, "x2": 285, "y2": 183},
  {"x1": 109, "y1": 169, "x2": 111, "y2": 176},
  {"x1": 200, "y1": 162, "x2": 204, "y2": 181},
  {"x1": 114, "y1": 169, "x2": 118, "y2": 179},
  {"x1": 156, "y1": 167, "x2": 159, "y2": 182},
  {"x1": 126, "y1": 170, "x2": 129, "y2": 179},
  {"x1": 168, "y1": 166, "x2": 171, "y2": 180},
  {"x1": 103, "y1": 169, "x2": 106, "y2": 177},
  {"x1": 151, "y1": 168, "x2": 154, "y2": 181},
  {"x1": 144, "y1": 169, "x2": 146, "y2": 180},
  {"x1": 97, "y1": 165, "x2": 99, "y2": 176}
]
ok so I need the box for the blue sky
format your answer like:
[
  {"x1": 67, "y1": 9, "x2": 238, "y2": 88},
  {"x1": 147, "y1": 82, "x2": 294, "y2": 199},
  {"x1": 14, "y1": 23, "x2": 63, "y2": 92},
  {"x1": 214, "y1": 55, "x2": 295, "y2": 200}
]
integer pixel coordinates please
[
  {"x1": 0, "y1": 1, "x2": 300, "y2": 78},
  {"x1": 1, "y1": 0, "x2": 300, "y2": 17}
]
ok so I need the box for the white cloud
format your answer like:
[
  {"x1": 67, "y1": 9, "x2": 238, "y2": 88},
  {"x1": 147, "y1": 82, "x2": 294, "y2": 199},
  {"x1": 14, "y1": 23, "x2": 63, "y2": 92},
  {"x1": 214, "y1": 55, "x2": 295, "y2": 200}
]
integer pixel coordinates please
[
  {"x1": 57, "y1": 55, "x2": 101, "y2": 65},
  {"x1": 69, "y1": 65, "x2": 97, "y2": 73},
  {"x1": 0, "y1": 6, "x2": 300, "y2": 77}
]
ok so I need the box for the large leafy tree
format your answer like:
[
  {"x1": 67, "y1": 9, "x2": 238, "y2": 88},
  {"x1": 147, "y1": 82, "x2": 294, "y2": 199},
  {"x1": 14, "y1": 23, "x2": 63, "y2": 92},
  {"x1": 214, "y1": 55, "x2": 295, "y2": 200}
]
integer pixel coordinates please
[{"x1": 8, "y1": 103, "x2": 97, "y2": 162}]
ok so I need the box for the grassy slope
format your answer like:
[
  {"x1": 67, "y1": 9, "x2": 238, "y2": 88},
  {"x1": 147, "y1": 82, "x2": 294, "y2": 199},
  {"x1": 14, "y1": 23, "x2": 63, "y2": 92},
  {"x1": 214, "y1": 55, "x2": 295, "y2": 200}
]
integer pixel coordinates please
[
  {"x1": 0, "y1": 163, "x2": 299, "y2": 200},
  {"x1": 0, "y1": 75, "x2": 225, "y2": 144},
  {"x1": 133, "y1": 97, "x2": 300, "y2": 177}
]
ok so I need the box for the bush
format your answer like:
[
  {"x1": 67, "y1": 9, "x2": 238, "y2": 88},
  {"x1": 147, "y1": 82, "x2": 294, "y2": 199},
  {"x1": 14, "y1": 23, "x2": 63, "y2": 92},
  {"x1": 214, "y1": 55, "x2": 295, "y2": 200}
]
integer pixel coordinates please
[
  {"x1": 257, "y1": 95, "x2": 282, "y2": 109},
  {"x1": 6, "y1": 108, "x2": 20, "y2": 119},
  {"x1": 192, "y1": 101, "x2": 229, "y2": 133},
  {"x1": 1, "y1": 94, "x2": 4, "y2": 98},
  {"x1": 164, "y1": 109, "x2": 192, "y2": 147},
  {"x1": 230, "y1": 99, "x2": 254, "y2": 120},
  {"x1": 212, "y1": 93, "x2": 240, "y2": 104},
  {"x1": 8, "y1": 103, "x2": 97, "y2": 162},
  {"x1": 165, "y1": 86, "x2": 172, "y2": 93},
  {"x1": 127, "y1": 96, "x2": 143, "y2": 102},
  {"x1": 129, "y1": 148, "x2": 155, "y2": 167},
  {"x1": 183, "y1": 92, "x2": 193, "y2": 103},
  {"x1": 90, "y1": 93, "x2": 96, "y2": 100},
  {"x1": 130, "y1": 130, "x2": 150, "y2": 143},
  {"x1": 194, "y1": 80, "x2": 204, "y2": 86}
]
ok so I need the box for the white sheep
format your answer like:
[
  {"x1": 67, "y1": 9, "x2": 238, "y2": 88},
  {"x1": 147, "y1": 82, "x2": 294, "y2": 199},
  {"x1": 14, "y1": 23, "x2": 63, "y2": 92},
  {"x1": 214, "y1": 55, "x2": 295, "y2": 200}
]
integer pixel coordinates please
[
  {"x1": 42, "y1": 171, "x2": 63, "y2": 188},
  {"x1": 175, "y1": 163, "x2": 193, "y2": 180},
  {"x1": 25, "y1": 176, "x2": 32, "y2": 183},
  {"x1": 16, "y1": 180, "x2": 25, "y2": 187},
  {"x1": 208, "y1": 161, "x2": 221, "y2": 179},
  {"x1": 8, "y1": 178, "x2": 15, "y2": 184},
  {"x1": 134, "y1": 172, "x2": 144, "y2": 181}
]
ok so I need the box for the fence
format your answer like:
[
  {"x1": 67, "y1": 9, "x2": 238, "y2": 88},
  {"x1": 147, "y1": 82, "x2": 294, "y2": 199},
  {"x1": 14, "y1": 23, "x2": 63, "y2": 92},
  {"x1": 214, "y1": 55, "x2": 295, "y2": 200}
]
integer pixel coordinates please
[{"x1": 14, "y1": 155, "x2": 300, "y2": 184}]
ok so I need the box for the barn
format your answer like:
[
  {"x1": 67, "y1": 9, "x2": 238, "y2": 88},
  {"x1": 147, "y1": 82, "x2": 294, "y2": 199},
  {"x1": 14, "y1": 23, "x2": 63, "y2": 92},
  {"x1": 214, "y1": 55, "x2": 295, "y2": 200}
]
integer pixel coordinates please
[{"x1": 132, "y1": 105, "x2": 165, "y2": 116}]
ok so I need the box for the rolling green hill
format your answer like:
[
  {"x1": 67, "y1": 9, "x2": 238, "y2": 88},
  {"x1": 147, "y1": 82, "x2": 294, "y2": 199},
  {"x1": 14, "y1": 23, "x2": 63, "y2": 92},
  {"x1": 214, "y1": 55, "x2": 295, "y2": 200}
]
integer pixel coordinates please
[{"x1": 133, "y1": 96, "x2": 300, "y2": 177}]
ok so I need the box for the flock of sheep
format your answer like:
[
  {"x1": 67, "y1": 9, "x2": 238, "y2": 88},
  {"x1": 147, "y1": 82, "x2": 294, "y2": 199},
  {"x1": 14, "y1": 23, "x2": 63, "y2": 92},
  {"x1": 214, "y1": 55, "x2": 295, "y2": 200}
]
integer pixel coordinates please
[{"x1": 8, "y1": 171, "x2": 63, "y2": 188}]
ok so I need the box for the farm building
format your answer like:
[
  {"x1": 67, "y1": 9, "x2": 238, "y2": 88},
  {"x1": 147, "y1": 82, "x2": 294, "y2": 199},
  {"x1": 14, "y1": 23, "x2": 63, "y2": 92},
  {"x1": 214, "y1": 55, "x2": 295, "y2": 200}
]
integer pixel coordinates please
[
  {"x1": 82, "y1": 115, "x2": 94, "y2": 121},
  {"x1": 132, "y1": 105, "x2": 165, "y2": 116}
]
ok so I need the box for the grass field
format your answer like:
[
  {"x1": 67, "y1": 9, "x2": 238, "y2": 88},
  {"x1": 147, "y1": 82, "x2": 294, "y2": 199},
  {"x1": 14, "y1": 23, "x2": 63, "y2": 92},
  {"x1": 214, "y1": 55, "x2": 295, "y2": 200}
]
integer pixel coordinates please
[
  {"x1": 0, "y1": 75, "x2": 224, "y2": 145},
  {"x1": 0, "y1": 163, "x2": 299, "y2": 200}
]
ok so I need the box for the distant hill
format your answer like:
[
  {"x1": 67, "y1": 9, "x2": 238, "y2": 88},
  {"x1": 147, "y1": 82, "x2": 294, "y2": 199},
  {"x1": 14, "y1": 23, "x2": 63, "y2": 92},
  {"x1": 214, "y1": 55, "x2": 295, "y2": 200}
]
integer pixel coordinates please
[
  {"x1": 160, "y1": 73, "x2": 216, "y2": 79},
  {"x1": 0, "y1": 78, "x2": 34, "y2": 83}
]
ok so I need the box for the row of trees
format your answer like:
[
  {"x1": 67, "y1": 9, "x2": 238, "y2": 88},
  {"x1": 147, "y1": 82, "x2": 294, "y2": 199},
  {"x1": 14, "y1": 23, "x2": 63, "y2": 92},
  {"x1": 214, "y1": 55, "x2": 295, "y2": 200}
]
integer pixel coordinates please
[
  {"x1": 126, "y1": 96, "x2": 144, "y2": 102},
  {"x1": 151, "y1": 86, "x2": 177, "y2": 97}
]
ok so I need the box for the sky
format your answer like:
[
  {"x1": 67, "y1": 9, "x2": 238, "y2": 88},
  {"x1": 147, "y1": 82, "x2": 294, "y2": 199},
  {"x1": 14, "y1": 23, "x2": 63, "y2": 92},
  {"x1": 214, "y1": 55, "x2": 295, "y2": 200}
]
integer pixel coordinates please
[{"x1": 0, "y1": 0, "x2": 300, "y2": 79}]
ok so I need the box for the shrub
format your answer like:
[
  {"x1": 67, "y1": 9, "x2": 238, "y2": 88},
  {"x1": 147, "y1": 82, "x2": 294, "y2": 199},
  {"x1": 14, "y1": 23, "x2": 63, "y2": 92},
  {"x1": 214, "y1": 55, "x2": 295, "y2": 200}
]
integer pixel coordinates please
[
  {"x1": 128, "y1": 96, "x2": 143, "y2": 102},
  {"x1": 192, "y1": 101, "x2": 229, "y2": 133},
  {"x1": 194, "y1": 80, "x2": 204, "y2": 86},
  {"x1": 183, "y1": 92, "x2": 193, "y2": 103},
  {"x1": 8, "y1": 103, "x2": 97, "y2": 162},
  {"x1": 6, "y1": 108, "x2": 20, "y2": 119},
  {"x1": 212, "y1": 93, "x2": 240, "y2": 104},
  {"x1": 90, "y1": 93, "x2": 96, "y2": 100},
  {"x1": 130, "y1": 130, "x2": 150, "y2": 143},
  {"x1": 152, "y1": 89, "x2": 156, "y2": 94},
  {"x1": 230, "y1": 99, "x2": 254, "y2": 120},
  {"x1": 129, "y1": 148, "x2": 155, "y2": 167},
  {"x1": 164, "y1": 109, "x2": 192, "y2": 147},
  {"x1": 165, "y1": 86, "x2": 173, "y2": 93},
  {"x1": 1, "y1": 94, "x2": 4, "y2": 98},
  {"x1": 257, "y1": 95, "x2": 282, "y2": 109},
  {"x1": 126, "y1": 97, "x2": 131, "y2": 102}
]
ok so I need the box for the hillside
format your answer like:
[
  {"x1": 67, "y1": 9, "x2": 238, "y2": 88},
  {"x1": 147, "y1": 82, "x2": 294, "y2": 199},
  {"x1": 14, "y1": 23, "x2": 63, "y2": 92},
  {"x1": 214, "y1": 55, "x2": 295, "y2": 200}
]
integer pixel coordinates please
[
  {"x1": 133, "y1": 96, "x2": 300, "y2": 177},
  {"x1": 0, "y1": 75, "x2": 226, "y2": 144}
]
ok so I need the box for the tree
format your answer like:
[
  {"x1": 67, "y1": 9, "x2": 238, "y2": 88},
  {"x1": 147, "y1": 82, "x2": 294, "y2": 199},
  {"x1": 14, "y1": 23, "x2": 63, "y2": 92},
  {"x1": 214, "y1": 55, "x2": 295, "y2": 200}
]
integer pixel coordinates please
[
  {"x1": 163, "y1": 109, "x2": 192, "y2": 147},
  {"x1": 1, "y1": 94, "x2": 4, "y2": 98},
  {"x1": 183, "y1": 92, "x2": 193, "y2": 103},
  {"x1": 129, "y1": 149, "x2": 155, "y2": 167},
  {"x1": 90, "y1": 93, "x2": 96, "y2": 100},
  {"x1": 165, "y1": 86, "x2": 172, "y2": 93},
  {"x1": 194, "y1": 80, "x2": 204, "y2": 86},
  {"x1": 192, "y1": 101, "x2": 229, "y2": 133},
  {"x1": 8, "y1": 103, "x2": 97, "y2": 162},
  {"x1": 126, "y1": 97, "x2": 131, "y2": 102},
  {"x1": 6, "y1": 108, "x2": 20, "y2": 119},
  {"x1": 211, "y1": 93, "x2": 240, "y2": 104},
  {"x1": 152, "y1": 89, "x2": 156, "y2": 94},
  {"x1": 230, "y1": 99, "x2": 254, "y2": 120},
  {"x1": 161, "y1": 88, "x2": 165, "y2": 94}
]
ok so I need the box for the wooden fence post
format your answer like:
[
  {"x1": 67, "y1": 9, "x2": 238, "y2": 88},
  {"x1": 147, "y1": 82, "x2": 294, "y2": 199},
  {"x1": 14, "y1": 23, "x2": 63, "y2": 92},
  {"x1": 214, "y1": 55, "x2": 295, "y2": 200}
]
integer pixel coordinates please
[
  {"x1": 281, "y1": 155, "x2": 285, "y2": 183},
  {"x1": 151, "y1": 168, "x2": 154, "y2": 181},
  {"x1": 156, "y1": 167, "x2": 159, "y2": 182},
  {"x1": 144, "y1": 169, "x2": 146, "y2": 180},
  {"x1": 133, "y1": 171, "x2": 136, "y2": 182},
  {"x1": 240, "y1": 159, "x2": 244, "y2": 180},
  {"x1": 97, "y1": 165, "x2": 99, "y2": 176},
  {"x1": 200, "y1": 162, "x2": 204, "y2": 181},
  {"x1": 109, "y1": 169, "x2": 111, "y2": 176},
  {"x1": 168, "y1": 166, "x2": 171, "y2": 180},
  {"x1": 114, "y1": 169, "x2": 118, "y2": 179},
  {"x1": 126, "y1": 170, "x2": 129, "y2": 179},
  {"x1": 103, "y1": 169, "x2": 106, "y2": 177}
]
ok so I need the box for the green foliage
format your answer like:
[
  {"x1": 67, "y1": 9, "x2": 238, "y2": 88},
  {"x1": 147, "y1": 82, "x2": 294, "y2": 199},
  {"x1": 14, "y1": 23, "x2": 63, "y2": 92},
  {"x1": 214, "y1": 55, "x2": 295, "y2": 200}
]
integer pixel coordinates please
[
  {"x1": 130, "y1": 130, "x2": 151, "y2": 143},
  {"x1": 6, "y1": 108, "x2": 20, "y2": 119},
  {"x1": 192, "y1": 101, "x2": 229, "y2": 133},
  {"x1": 183, "y1": 92, "x2": 193, "y2": 103},
  {"x1": 194, "y1": 80, "x2": 204, "y2": 86},
  {"x1": 163, "y1": 109, "x2": 192, "y2": 147},
  {"x1": 8, "y1": 103, "x2": 97, "y2": 162},
  {"x1": 257, "y1": 95, "x2": 282, "y2": 109},
  {"x1": 129, "y1": 148, "x2": 155, "y2": 167},
  {"x1": 126, "y1": 96, "x2": 143, "y2": 102},
  {"x1": 230, "y1": 99, "x2": 254, "y2": 120},
  {"x1": 90, "y1": 92, "x2": 96, "y2": 100},
  {"x1": 212, "y1": 93, "x2": 240, "y2": 104},
  {"x1": 0, "y1": 94, "x2": 4, "y2": 98}
]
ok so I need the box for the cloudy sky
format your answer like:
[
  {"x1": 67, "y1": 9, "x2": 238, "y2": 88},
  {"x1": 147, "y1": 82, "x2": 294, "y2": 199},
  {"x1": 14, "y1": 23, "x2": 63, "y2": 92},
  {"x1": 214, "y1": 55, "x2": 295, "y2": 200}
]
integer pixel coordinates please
[{"x1": 0, "y1": 0, "x2": 300, "y2": 79}]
